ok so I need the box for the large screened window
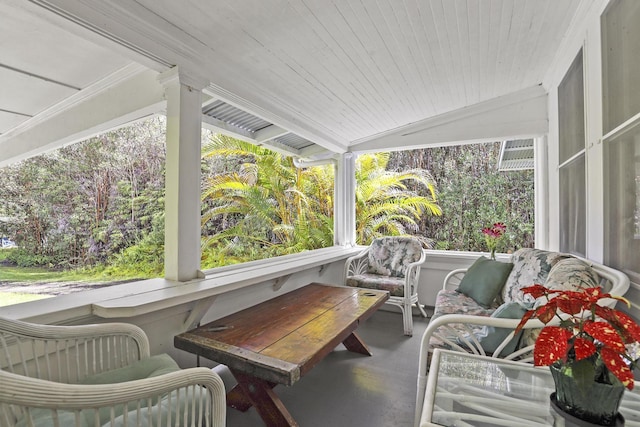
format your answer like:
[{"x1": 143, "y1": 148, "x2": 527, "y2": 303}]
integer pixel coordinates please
[
  {"x1": 199, "y1": 134, "x2": 335, "y2": 269},
  {"x1": 603, "y1": 0, "x2": 640, "y2": 283},
  {"x1": 558, "y1": 49, "x2": 586, "y2": 256}
]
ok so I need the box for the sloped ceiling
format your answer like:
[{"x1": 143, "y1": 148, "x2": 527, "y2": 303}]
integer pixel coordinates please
[{"x1": 0, "y1": 0, "x2": 587, "y2": 165}]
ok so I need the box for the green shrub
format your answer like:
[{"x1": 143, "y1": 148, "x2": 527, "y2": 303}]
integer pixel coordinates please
[{"x1": 4, "y1": 249, "x2": 62, "y2": 268}]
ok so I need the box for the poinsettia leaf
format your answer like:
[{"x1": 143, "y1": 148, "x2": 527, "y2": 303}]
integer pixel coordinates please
[
  {"x1": 573, "y1": 337, "x2": 596, "y2": 361},
  {"x1": 514, "y1": 309, "x2": 536, "y2": 333},
  {"x1": 583, "y1": 287, "x2": 609, "y2": 303},
  {"x1": 555, "y1": 293, "x2": 585, "y2": 314},
  {"x1": 601, "y1": 347, "x2": 635, "y2": 390},
  {"x1": 536, "y1": 303, "x2": 558, "y2": 324},
  {"x1": 521, "y1": 284, "x2": 549, "y2": 299},
  {"x1": 612, "y1": 310, "x2": 640, "y2": 343},
  {"x1": 534, "y1": 327, "x2": 570, "y2": 366},
  {"x1": 594, "y1": 306, "x2": 618, "y2": 323},
  {"x1": 584, "y1": 321, "x2": 626, "y2": 353},
  {"x1": 593, "y1": 306, "x2": 634, "y2": 342}
]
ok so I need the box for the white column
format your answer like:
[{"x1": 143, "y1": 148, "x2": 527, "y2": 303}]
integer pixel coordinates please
[
  {"x1": 160, "y1": 68, "x2": 205, "y2": 282},
  {"x1": 534, "y1": 136, "x2": 549, "y2": 250},
  {"x1": 335, "y1": 152, "x2": 356, "y2": 246}
]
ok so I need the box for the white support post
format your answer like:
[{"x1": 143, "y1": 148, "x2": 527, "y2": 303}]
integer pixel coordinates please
[
  {"x1": 335, "y1": 152, "x2": 356, "y2": 246},
  {"x1": 534, "y1": 136, "x2": 549, "y2": 250},
  {"x1": 160, "y1": 68, "x2": 205, "y2": 282}
]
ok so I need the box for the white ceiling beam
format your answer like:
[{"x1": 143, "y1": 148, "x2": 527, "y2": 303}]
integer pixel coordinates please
[
  {"x1": 256, "y1": 140, "x2": 301, "y2": 158},
  {"x1": 351, "y1": 85, "x2": 548, "y2": 153},
  {"x1": 253, "y1": 124, "x2": 289, "y2": 144},
  {"x1": 200, "y1": 114, "x2": 255, "y2": 143},
  {"x1": 0, "y1": 66, "x2": 164, "y2": 167},
  {"x1": 200, "y1": 115, "x2": 302, "y2": 158}
]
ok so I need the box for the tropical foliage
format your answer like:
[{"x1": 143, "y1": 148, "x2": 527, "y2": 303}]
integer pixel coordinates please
[
  {"x1": 354, "y1": 152, "x2": 440, "y2": 246},
  {"x1": 200, "y1": 135, "x2": 335, "y2": 267}
]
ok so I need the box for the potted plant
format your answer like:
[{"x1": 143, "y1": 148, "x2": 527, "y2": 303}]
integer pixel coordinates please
[
  {"x1": 515, "y1": 285, "x2": 640, "y2": 426},
  {"x1": 482, "y1": 222, "x2": 506, "y2": 260}
]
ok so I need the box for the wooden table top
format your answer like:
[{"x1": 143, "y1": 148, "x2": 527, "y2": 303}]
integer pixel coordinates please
[{"x1": 174, "y1": 283, "x2": 388, "y2": 386}]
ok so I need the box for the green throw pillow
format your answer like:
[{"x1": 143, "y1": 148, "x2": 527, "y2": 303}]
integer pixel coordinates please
[{"x1": 457, "y1": 256, "x2": 514, "y2": 308}]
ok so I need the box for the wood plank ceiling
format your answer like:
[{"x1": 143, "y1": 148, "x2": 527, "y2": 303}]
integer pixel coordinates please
[{"x1": 0, "y1": 0, "x2": 584, "y2": 164}]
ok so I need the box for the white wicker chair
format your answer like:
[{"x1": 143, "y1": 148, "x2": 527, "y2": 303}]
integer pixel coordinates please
[
  {"x1": 0, "y1": 317, "x2": 226, "y2": 427},
  {"x1": 344, "y1": 236, "x2": 427, "y2": 336}
]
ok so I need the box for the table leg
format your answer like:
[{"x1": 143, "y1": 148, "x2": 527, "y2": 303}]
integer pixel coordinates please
[
  {"x1": 230, "y1": 369, "x2": 298, "y2": 427},
  {"x1": 342, "y1": 331, "x2": 372, "y2": 356}
]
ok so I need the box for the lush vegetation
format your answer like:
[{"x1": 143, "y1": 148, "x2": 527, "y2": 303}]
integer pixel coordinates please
[
  {"x1": 0, "y1": 117, "x2": 534, "y2": 286},
  {"x1": 389, "y1": 144, "x2": 534, "y2": 253}
]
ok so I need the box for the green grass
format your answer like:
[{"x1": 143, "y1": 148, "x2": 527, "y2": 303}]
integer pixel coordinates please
[
  {"x1": 0, "y1": 265, "x2": 79, "y2": 282},
  {"x1": 0, "y1": 264, "x2": 141, "y2": 284},
  {"x1": 0, "y1": 293, "x2": 51, "y2": 307}
]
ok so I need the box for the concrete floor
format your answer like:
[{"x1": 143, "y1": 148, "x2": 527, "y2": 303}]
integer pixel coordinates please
[{"x1": 221, "y1": 309, "x2": 431, "y2": 427}]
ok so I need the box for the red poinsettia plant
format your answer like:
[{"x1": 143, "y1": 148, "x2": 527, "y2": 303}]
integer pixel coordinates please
[{"x1": 515, "y1": 284, "x2": 640, "y2": 389}]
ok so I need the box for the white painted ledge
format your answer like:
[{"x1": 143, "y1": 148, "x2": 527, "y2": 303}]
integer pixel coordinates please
[{"x1": 91, "y1": 246, "x2": 362, "y2": 318}]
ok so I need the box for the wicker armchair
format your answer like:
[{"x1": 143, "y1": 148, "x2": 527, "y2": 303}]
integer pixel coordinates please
[
  {"x1": 0, "y1": 317, "x2": 226, "y2": 427},
  {"x1": 344, "y1": 236, "x2": 427, "y2": 335}
]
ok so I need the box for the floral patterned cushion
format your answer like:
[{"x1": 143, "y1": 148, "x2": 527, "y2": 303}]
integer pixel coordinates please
[
  {"x1": 345, "y1": 274, "x2": 407, "y2": 297},
  {"x1": 531, "y1": 257, "x2": 601, "y2": 308},
  {"x1": 501, "y1": 248, "x2": 570, "y2": 304},
  {"x1": 366, "y1": 237, "x2": 423, "y2": 278}
]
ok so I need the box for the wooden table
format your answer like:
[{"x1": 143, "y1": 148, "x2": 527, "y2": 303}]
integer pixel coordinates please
[{"x1": 174, "y1": 282, "x2": 389, "y2": 426}]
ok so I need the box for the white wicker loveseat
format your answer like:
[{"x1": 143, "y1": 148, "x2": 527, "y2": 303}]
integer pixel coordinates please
[
  {"x1": 0, "y1": 317, "x2": 226, "y2": 427},
  {"x1": 414, "y1": 248, "x2": 630, "y2": 427}
]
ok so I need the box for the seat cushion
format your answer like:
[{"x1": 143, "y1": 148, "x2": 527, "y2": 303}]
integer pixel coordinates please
[
  {"x1": 78, "y1": 353, "x2": 180, "y2": 385},
  {"x1": 456, "y1": 256, "x2": 514, "y2": 308},
  {"x1": 428, "y1": 289, "x2": 495, "y2": 352},
  {"x1": 432, "y1": 289, "x2": 497, "y2": 318},
  {"x1": 366, "y1": 237, "x2": 423, "y2": 278},
  {"x1": 346, "y1": 274, "x2": 406, "y2": 297},
  {"x1": 502, "y1": 248, "x2": 569, "y2": 304}
]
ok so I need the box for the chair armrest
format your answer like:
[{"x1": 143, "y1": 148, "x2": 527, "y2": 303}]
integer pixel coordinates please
[
  {"x1": 0, "y1": 367, "x2": 227, "y2": 427},
  {"x1": 442, "y1": 268, "x2": 468, "y2": 291},
  {"x1": 402, "y1": 249, "x2": 427, "y2": 293},
  {"x1": 343, "y1": 247, "x2": 371, "y2": 283}
]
